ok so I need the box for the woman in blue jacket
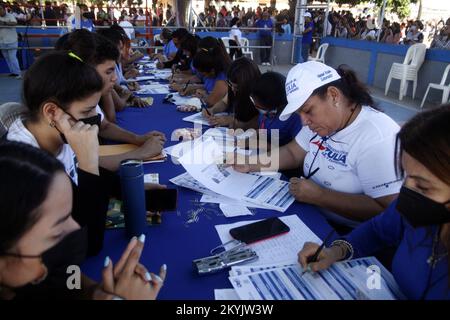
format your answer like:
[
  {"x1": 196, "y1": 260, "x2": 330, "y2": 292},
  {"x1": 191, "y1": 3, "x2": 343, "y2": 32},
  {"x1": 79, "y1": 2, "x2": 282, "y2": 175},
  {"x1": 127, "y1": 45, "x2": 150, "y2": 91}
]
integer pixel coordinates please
[{"x1": 298, "y1": 104, "x2": 450, "y2": 299}]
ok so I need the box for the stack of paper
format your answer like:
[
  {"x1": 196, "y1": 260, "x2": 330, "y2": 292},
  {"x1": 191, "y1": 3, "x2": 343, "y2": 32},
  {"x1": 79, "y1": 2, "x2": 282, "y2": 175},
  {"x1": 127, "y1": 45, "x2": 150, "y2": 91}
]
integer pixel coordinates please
[
  {"x1": 175, "y1": 138, "x2": 294, "y2": 212},
  {"x1": 166, "y1": 93, "x2": 202, "y2": 109},
  {"x1": 228, "y1": 257, "x2": 406, "y2": 300}
]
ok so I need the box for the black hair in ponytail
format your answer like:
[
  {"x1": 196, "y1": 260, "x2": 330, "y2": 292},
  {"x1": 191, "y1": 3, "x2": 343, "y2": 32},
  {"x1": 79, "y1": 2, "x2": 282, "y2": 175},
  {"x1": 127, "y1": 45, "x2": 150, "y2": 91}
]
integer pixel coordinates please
[{"x1": 312, "y1": 64, "x2": 375, "y2": 108}]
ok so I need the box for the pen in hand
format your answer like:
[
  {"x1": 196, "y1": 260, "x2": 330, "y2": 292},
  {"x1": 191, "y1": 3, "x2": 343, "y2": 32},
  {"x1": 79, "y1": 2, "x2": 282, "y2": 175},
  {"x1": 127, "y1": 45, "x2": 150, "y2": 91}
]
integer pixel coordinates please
[
  {"x1": 182, "y1": 79, "x2": 191, "y2": 94},
  {"x1": 302, "y1": 230, "x2": 335, "y2": 275},
  {"x1": 200, "y1": 98, "x2": 211, "y2": 116}
]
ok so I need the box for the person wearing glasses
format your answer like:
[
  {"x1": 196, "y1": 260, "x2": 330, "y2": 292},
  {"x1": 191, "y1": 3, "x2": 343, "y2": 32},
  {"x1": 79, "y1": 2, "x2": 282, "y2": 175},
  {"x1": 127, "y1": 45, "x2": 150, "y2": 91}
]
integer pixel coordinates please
[
  {"x1": 234, "y1": 62, "x2": 401, "y2": 231},
  {"x1": 250, "y1": 71, "x2": 302, "y2": 148}
]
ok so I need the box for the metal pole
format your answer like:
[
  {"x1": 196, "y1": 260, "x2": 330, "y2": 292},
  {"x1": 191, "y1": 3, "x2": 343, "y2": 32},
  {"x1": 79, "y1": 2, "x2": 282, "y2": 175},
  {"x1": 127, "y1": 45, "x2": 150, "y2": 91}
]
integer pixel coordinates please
[
  {"x1": 291, "y1": 0, "x2": 307, "y2": 64},
  {"x1": 323, "y1": 0, "x2": 330, "y2": 38},
  {"x1": 377, "y1": 0, "x2": 387, "y2": 42}
]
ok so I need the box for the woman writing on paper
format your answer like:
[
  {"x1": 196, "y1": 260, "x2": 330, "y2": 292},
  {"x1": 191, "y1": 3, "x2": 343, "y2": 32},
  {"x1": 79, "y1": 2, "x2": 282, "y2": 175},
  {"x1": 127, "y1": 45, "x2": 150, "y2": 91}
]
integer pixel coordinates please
[
  {"x1": 298, "y1": 105, "x2": 450, "y2": 300},
  {"x1": 234, "y1": 62, "x2": 401, "y2": 231}
]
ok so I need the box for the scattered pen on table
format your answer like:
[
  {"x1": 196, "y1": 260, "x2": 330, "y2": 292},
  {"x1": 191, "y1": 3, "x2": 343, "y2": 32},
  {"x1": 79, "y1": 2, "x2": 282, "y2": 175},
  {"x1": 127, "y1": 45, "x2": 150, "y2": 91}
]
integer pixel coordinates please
[{"x1": 302, "y1": 229, "x2": 335, "y2": 275}]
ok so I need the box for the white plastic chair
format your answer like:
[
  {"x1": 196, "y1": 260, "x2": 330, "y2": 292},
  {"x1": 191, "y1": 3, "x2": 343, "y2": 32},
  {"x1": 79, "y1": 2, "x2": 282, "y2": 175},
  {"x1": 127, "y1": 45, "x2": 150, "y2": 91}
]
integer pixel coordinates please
[
  {"x1": 153, "y1": 33, "x2": 161, "y2": 54},
  {"x1": 220, "y1": 36, "x2": 231, "y2": 54},
  {"x1": 240, "y1": 37, "x2": 253, "y2": 60},
  {"x1": 0, "y1": 102, "x2": 27, "y2": 138},
  {"x1": 420, "y1": 64, "x2": 450, "y2": 108},
  {"x1": 385, "y1": 43, "x2": 427, "y2": 101},
  {"x1": 308, "y1": 43, "x2": 329, "y2": 64}
]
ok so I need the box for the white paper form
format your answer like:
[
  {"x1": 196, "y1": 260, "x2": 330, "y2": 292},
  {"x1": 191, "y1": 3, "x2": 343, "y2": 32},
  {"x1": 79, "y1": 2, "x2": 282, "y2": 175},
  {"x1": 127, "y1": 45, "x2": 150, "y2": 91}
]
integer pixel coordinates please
[
  {"x1": 182, "y1": 112, "x2": 228, "y2": 126},
  {"x1": 126, "y1": 75, "x2": 156, "y2": 82},
  {"x1": 178, "y1": 138, "x2": 294, "y2": 212},
  {"x1": 135, "y1": 83, "x2": 171, "y2": 95},
  {"x1": 200, "y1": 194, "x2": 271, "y2": 210},
  {"x1": 168, "y1": 93, "x2": 202, "y2": 109},
  {"x1": 219, "y1": 204, "x2": 253, "y2": 218},
  {"x1": 214, "y1": 289, "x2": 240, "y2": 300},
  {"x1": 228, "y1": 257, "x2": 406, "y2": 300},
  {"x1": 215, "y1": 215, "x2": 321, "y2": 266},
  {"x1": 169, "y1": 172, "x2": 216, "y2": 196}
]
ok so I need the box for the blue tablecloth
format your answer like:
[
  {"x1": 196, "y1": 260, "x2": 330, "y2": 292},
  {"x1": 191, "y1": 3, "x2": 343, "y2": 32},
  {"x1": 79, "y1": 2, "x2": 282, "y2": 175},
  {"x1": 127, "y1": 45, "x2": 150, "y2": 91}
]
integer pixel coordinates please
[{"x1": 81, "y1": 87, "x2": 335, "y2": 300}]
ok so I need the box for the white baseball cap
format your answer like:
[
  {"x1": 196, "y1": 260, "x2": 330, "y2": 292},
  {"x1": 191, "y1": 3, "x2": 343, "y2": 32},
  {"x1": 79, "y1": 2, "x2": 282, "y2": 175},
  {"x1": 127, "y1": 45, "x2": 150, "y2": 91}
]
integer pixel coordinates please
[
  {"x1": 304, "y1": 12, "x2": 312, "y2": 18},
  {"x1": 281, "y1": 61, "x2": 341, "y2": 121}
]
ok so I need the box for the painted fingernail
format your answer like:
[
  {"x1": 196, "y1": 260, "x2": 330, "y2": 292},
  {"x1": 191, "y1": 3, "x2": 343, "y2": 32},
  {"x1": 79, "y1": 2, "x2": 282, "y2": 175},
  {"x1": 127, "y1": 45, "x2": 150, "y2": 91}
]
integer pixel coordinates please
[
  {"x1": 162, "y1": 264, "x2": 167, "y2": 271},
  {"x1": 130, "y1": 236, "x2": 137, "y2": 243},
  {"x1": 145, "y1": 272, "x2": 152, "y2": 282},
  {"x1": 154, "y1": 275, "x2": 163, "y2": 283},
  {"x1": 104, "y1": 256, "x2": 110, "y2": 267},
  {"x1": 138, "y1": 234, "x2": 146, "y2": 243}
]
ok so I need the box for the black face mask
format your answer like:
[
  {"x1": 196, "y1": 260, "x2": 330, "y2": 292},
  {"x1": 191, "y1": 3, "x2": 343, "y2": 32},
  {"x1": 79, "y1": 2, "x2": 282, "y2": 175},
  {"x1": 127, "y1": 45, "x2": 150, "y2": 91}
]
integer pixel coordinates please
[
  {"x1": 11, "y1": 227, "x2": 88, "y2": 299},
  {"x1": 396, "y1": 186, "x2": 450, "y2": 228},
  {"x1": 57, "y1": 113, "x2": 101, "y2": 144}
]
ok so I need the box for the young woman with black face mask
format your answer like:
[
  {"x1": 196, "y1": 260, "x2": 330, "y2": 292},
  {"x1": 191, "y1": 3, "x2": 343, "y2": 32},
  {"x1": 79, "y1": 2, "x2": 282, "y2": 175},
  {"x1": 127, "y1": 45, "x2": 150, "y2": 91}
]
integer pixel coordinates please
[
  {"x1": 7, "y1": 51, "x2": 107, "y2": 256},
  {"x1": 0, "y1": 142, "x2": 167, "y2": 300},
  {"x1": 298, "y1": 104, "x2": 450, "y2": 300}
]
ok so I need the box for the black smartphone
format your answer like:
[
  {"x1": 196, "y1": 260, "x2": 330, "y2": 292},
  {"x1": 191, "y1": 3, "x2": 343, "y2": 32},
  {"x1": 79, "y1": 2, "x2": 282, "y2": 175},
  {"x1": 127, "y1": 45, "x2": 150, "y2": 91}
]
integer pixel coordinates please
[
  {"x1": 229, "y1": 217, "x2": 290, "y2": 244},
  {"x1": 145, "y1": 189, "x2": 178, "y2": 212}
]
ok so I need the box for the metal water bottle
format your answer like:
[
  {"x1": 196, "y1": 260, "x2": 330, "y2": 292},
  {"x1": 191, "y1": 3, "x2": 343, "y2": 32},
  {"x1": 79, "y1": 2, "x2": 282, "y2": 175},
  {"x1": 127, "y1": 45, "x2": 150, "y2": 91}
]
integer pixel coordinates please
[{"x1": 119, "y1": 159, "x2": 147, "y2": 238}]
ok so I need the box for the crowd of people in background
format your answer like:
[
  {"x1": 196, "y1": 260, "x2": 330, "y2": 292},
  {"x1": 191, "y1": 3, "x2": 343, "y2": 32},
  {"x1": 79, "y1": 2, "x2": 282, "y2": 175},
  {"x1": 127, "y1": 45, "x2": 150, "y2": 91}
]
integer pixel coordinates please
[{"x1": 1, "y1": 0, "x2": 449, "y2": 50}]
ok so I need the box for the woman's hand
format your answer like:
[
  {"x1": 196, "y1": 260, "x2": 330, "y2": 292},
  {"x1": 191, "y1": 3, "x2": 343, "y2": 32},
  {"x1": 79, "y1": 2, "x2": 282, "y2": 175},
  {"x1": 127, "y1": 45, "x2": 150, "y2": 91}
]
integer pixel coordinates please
[
  {"x1": 134, "y1": 134, "x2": 165, "y2": 159},
  {"x1": 135, "y1": 131, "x2": 166, "y2": 146},
  {"x1": 297, "y1": 242, "x2": 342, "y2": 273},
  {"x1": 289, "y1": 177, "x2": 325, "y2": 205},
  {"x1": 101, "y1": 235, "x2": 167, "y2": 300},
  {"x1": 176, "y1": 105, "x2": 199, "y2": 112},
  {"x1": 54, "y1": 112, "x2": 99, "y2": 175},
  {"x1": 208, "y1": 115, "x2": 233, "y2": 127}
]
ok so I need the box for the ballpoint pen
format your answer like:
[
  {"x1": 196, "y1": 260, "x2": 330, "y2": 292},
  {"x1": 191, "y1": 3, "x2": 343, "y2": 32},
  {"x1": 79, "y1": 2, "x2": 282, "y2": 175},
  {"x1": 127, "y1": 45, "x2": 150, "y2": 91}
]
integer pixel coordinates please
[
  {"x1": 200, "y1": 98, "x2": 211, "y2": 116},
  {"x1": 182, "y1": 79, "x2": 191, "y2": 94},
  {"x1": 302, "y1": 229, "x2": 335, "y2": 275}
]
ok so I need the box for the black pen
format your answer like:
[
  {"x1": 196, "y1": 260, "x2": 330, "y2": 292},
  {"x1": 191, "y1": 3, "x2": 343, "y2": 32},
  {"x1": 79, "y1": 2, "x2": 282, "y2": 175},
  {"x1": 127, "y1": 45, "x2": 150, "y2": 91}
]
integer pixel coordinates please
[
  {"x1": 302, "y1": 230, "x2": 335, "y2": 275},
  {"x1": 200, "y1": 98, "x2": 211, "y2": 116},
  {"x1": 183, "y1": 79, "x2": 191, "y2": 93}
]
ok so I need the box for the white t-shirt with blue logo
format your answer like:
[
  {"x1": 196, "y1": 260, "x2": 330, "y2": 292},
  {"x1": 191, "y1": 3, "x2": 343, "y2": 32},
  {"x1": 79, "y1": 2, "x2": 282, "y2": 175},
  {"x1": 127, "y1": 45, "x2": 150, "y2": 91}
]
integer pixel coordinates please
[
  {"x1": 295, "y1": 106, "x2": 402, "y2": 227},
  {"x1": 7, "y1": 118, "x2": 79, "y2": 185}
]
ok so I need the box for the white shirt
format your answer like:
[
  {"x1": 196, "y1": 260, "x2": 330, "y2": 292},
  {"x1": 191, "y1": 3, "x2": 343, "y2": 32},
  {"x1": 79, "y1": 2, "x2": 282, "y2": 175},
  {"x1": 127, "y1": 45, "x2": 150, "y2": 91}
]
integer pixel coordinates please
[
  {"x1": 7, "y1": 118, "x2": 79, "y2": 185},
  {"x1": 229, "y1": 25, "x2": 242, "y2": 43},
  {"x1": 96, "y1": 104, "x2": 105, "y2": 122},
  {"x1": 295, "y1": 106, "x2": 402, "y2": 227},
  {"x1": 119, "y1": 20, "x2": 135, "y2": 39},
  {"x1": 0, "y1": 13, "x2": 18, "y2": 44}
]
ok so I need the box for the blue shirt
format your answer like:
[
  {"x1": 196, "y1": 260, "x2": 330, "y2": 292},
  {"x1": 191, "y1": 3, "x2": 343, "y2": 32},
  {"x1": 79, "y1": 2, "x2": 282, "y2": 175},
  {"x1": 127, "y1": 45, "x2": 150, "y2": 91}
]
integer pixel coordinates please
[
  {"x1": 115, "y1": 63, "x2": 126, "y2": 85},
  {"x1": 71, "y1": 18, "x2": 95, "y2": 32},
  {"x1": 203, "y1": 72, "x2": 226, "y2": 94},
  {"x1": 345, "y1": 200, "x2": 449, "y2": 300},
  {"x1": 258, "y1": 112, "x2": 302, "y2": 147},
  {"x1": 281, "y1": 24, "x2": 291, "y2": 35},
  {"x1": 255, "y1": 18, "x2": 273, "y2": 37},
  {"x1": 302, "y1": 21, "x2": 314, "y2": 44},
  {"x1": 163, "y1": 39, "x2": 178, "y2": 58}
]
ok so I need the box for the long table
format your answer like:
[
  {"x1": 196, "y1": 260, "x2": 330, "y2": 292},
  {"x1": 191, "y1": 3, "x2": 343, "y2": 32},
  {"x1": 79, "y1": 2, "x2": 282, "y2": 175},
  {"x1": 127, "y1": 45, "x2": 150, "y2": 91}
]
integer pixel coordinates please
[{"x1": 81, "y1": 83, "x2": 335, "y2": 300}]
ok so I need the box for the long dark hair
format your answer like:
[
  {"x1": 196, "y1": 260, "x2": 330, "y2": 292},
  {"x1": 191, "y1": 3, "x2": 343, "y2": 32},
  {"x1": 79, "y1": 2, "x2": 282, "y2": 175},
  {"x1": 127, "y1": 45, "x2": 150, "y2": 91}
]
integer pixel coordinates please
[
  {"x1": 0, "y1": 141, "x2": 65, "y2": 255},
  {"x1": 312, "y1": 64, "x2": 375, "y2": 108},
  {"x1": 23, "y1": 51, "x2": 103, "y2": 122},
  {"x1": 197, "y1": 36, "x2": 231, "y2": 72},
  {"x1": 55, "y1": 29, "x2": 120, "y2": 65},
  {"x1": 395, "y1": 104, "x2": 450, "y2": 288},
  {"x1": 227, "y1": 57, "x2": 261, "y2": 122},
  {"x1": 251, "y1": 71, "x2": 287, "y2": 113}
]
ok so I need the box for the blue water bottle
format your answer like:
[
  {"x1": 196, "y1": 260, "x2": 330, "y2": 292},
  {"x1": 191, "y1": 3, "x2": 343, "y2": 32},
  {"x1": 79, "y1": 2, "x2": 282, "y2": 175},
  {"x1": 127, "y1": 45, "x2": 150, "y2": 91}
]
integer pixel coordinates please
[{"x1": 119, "y1": 159, "x2": 147, "y2": 239}]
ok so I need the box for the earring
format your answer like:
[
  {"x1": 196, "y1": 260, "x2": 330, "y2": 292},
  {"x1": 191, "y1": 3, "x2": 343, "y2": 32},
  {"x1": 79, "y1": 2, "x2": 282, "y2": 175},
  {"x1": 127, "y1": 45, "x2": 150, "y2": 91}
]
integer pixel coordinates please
[
  {"x1": 335, "y1": 102, "x2": 340, "y2": 108},
  {"x1": 49, "y1": 121, "x2": 56, "y2": 127}
]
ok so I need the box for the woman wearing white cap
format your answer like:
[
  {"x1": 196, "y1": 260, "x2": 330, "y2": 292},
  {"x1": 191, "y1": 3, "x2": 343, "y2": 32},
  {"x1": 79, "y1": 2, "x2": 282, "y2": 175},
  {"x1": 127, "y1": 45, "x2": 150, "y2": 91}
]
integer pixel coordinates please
[{"x1": 234, "y1": 61, "x2": 402, "y2": 229}]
